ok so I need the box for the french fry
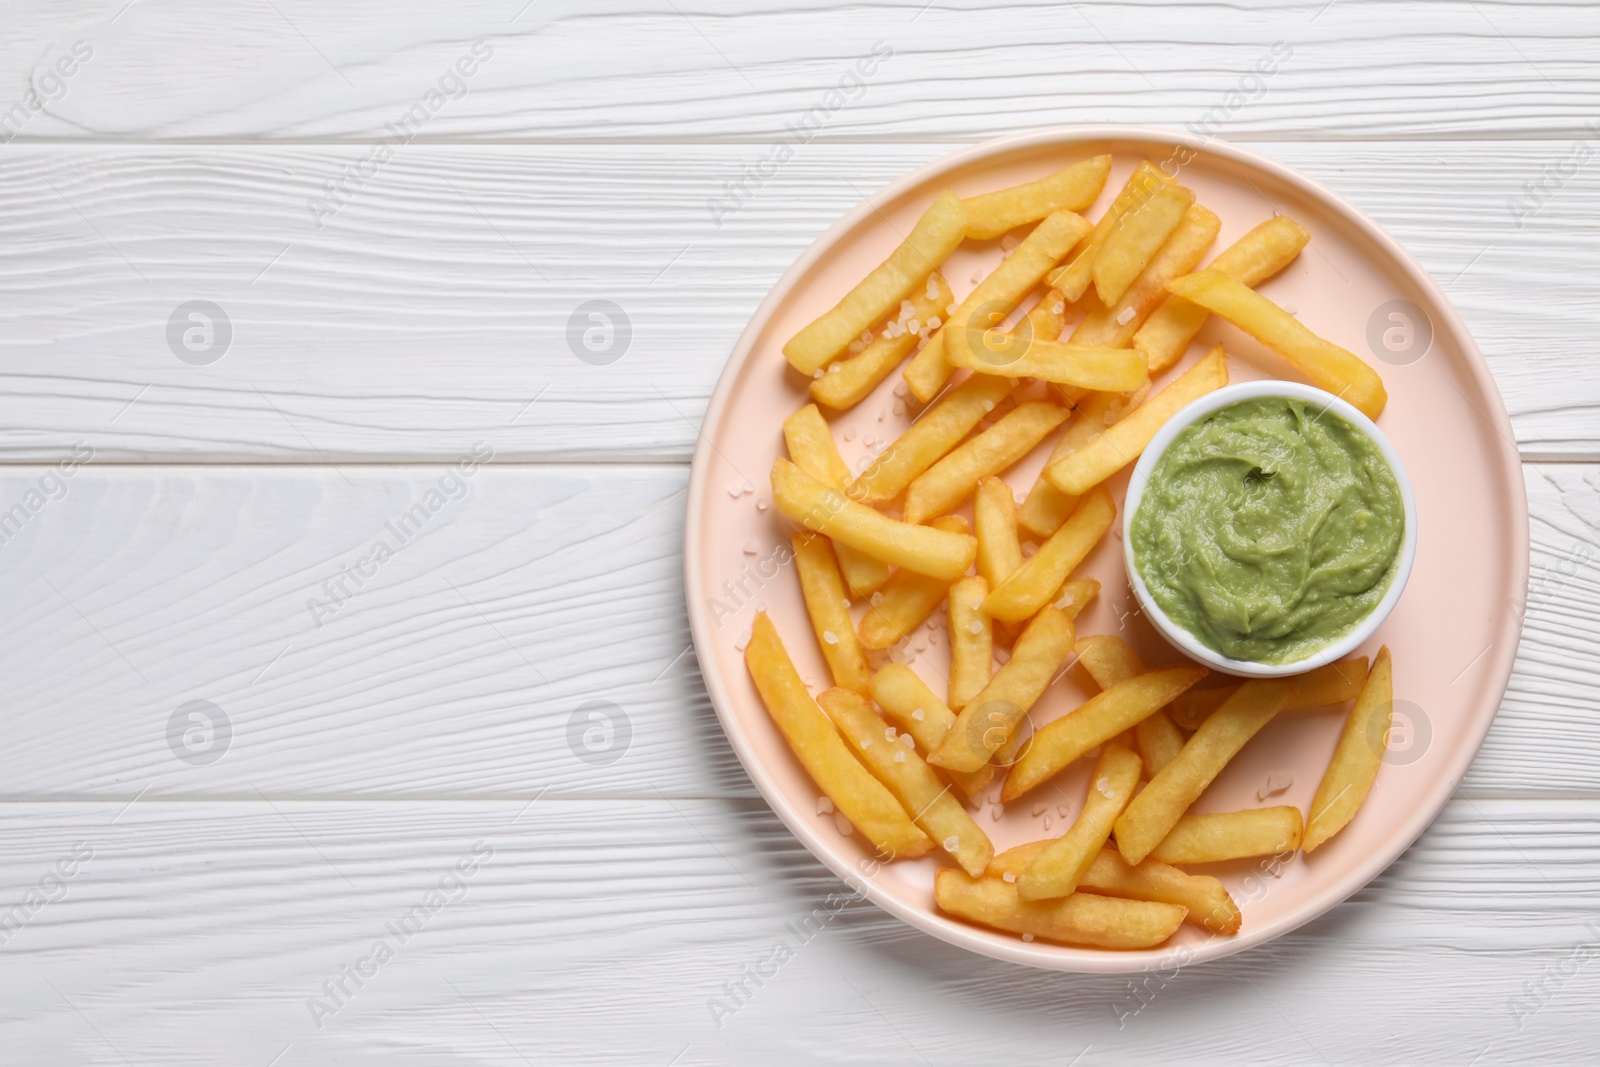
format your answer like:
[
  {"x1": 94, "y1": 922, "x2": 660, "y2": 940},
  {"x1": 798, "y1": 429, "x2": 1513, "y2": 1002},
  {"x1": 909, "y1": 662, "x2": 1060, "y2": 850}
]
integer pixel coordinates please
[
  {"x1": 1070, "y1": 204, "x2": 1220, "y2": 348},
  {"x1": 903, "y1": 401, "x2": 1069, "y2": 524},
  {"x1": 1019, "y1": 287, "x2": 1071, "y2": 343},
  {"x1": 784, "y1": 190, "x2": 967, "y2": 375},
  {"x1": 930, "y1": 607, "x2": 1076, "y2": 773},
  {"x1": 1166, "y1": 270, "x2": 1387, "y2": 420},
  {"x1": 1113, "y1": 678, "x2": 1293, "y2": 864},
  {"x1": 1018, "y1": 743, "x2": 1142, "y2": 900},
  {"x1": 947, "y1": 576, "x2": 993, "y2": 711},
  {"x1": 783, "y1": 404, "x2": 891, "y2": 595},
  {"x1": 791, "y1": 533, "x2": 873, "y2": 694},
  {"x1": 1044, "y1": 345, "x2": 1228, "y2": 496},
  {"x1": 858, "y1": 516, "x2": 969, "y2": 649},
  {"x1": 1074, "y1": 634, "x2": 1145, "y2": 689},
  {"x1": 962, "y1": 155, "x2": 1112, "y2": 240},
  {"x1": 1305, "y1": 647, "x2": 1394, "y2": 852},
  {"x1": 1070, "y1": 636, "x2": 1186, "y2": 776},
  {"x1": 811, "y1": 272, "x2": 954, "y2": 411},
  {"x1": 772, "y1": 458, "x2": 976, "y2": 580},
  {"x1": 935, "y1": 869, "x2": 1186, "y2": 949},
  {"x1": 988, "y1": 842, "x2": 1241, "y2": 934},
  {"x1": 904, "y1": 209, "x2": 1092, "y2": 400},
  {"x1": 1093, "y1": 184, "x2": 1197, "y2": 305},
  {"x1": 948, "y1": 338, "x2": 1150, "y2": 393},
  {"x1": 1167, "y1": 657, "x2": 1371, "y2": 730},
  {"x1": 984, "y1": 485, "x2": 1116, "y2": 624},
  {"x1": 1052, "y1": 579, "x2": 1100, "y2": 619},
  {"x1": 974, "y1": 476, "x2": 1024, "y2": 587},
  {"x1": 818, "y1": 688, "x2": 994, "y2": 875},
  {"x1": 744, "y1": 613, "x2": 932, "y2": 857},
  {"x1": 1003, "y1": 664, "x2": 1208, "y2": 801},
  {"x1": 870, "y1": 665, "x2": 994, "y2": 801},
  {"x1": 1134, "y1": 215, "x2": 1310, "y2": 373},
  {"x1": 1149, "y1": 806, "x2": 1304, "y2": 864},
  {"x1": 1048, "y1": 162, "x2": 1173, "y2": 301},
  {"x1": 1018, "y1": 388, "x2": 1146, "y2": 539},
  {"x1": 849, "y1": 373, "x2": 1012, "y2": 505}
]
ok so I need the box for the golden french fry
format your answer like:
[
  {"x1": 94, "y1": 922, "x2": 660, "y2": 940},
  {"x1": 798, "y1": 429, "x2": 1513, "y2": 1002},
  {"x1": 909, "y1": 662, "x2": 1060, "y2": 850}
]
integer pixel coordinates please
[
  {"x1": 962, "y1": 155, "x2": 1112, "y2": 240},
  {"x1": 930, "y1": 607, "x2": 1076, "y2": 773},
  {"x1": 1048, "y1": 162, "x2": 1173, "y2": 301},
  {"x1": 1113, "y1": 678, "x2": 1292, "y2": 864},
  {"x1": 1044, "y1": 345, "x2": 1228, "y2": 497},
  {"x1": 1166, "y1": 656, "x2": 1370, "y2": 730},
  {"x1": 974, "y1": 475, "x2": 1024, "y2": 588},
  {"x1": 783, "y1": 404, "x2": 891, "y2": 596},
  {"x1": 949, "y1": 338, "x2": 1150, "y2": 393},
  {"x1": 1166, "y1": 270, "x2": 1387, "y2": 419},
  {"x1": 818, "y1": 688, "x2": 994, "y2": 875},
  {"x1": 791, "y1": 533, "x2": 873, "y2": 694},
  {"x1": 1135, "y1": 710, "x2": 1188, "y2": 778},
  {"x1": 871, "y1": 665, "x2": 994, "y2": 801},
  {"x1": 1134, "y1": 215, "x2": 1310, "y2": 373},
  {"x1": 1003, "y1": 664, "x2": 1208, "y2": 801},
  {"x1": 1018, "y1": 388, "x2": 1147, "y2": 539},
  {"x1": 947, "y1": 576, "x2": 993, "y2": 711},
  {"x1": 849, "y1": 373, "x2": 1012, "y2": 505},
  {"x1": 1018, "y1": 743, "x2": 1142, "y2": 900},
  {"x1": 988, "y1": 842, "x2": 1241, "y2": 935},
  {"x1": 1305, "y1": 647, "x2": 1394, "y2": 852},
  {"x1": 858, "y1": 516, "x2": 969, "y2": 649},
  {"x1": 984, "y1": 485, "x2": 1116, "y2": 624},
  {"x1": 1071, "y1": 204, "x2": 1219, "y2": 348},
  {"x1": 744, "y1": 613, "x2": 932, "y2": 857},
  {"x1": 904, "y1": 209, "x2": 1092, "y2": 400},
  {"x1": 903, "y1": 401, "x2": 1069, "y2": 524},
  {"x1": 1093, "y1": 184, "x2": 1196, "y2": 305},
  {"x1": 1053, "y1": 579, "x2": 1100, "y2": 619},
  {"x1": 935, "y1": 869, "x2": 1186, "y2": 949},
  {"x1": 772, "y1": 458, "x2": 976, "y2": 580},
  {"x1": 1150, "y1": 806, "x2": 1304, "y2": 864},
  {"x1": 1074, "y1": 634, "x2": 1145, "y2": 689},
  {"x1": 812, "y1": 272, "x2": 954, "y2": 411},
  {"x1": 784, "y1": 190, "x2": 967, "y2": 375}
]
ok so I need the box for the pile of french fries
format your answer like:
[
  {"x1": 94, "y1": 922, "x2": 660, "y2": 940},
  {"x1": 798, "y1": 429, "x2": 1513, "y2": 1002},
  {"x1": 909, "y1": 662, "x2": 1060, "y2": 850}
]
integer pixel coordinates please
[{"x1": 744, "y1": 156, "x2": 1398, "y2": 951}]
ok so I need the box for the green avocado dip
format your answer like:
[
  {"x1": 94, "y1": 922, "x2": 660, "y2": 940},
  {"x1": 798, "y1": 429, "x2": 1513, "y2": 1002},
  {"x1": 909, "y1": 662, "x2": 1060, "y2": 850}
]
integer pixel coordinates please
[{"x1": 1129, "y1": 396, "x2": 1404, "y2": 665}]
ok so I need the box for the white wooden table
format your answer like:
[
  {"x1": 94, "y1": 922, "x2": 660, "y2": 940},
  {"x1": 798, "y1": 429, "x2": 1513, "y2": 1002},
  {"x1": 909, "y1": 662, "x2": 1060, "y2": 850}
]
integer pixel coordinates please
[{"x1": 0, "y1": 2, "x2": 1596, "y2": 1063}]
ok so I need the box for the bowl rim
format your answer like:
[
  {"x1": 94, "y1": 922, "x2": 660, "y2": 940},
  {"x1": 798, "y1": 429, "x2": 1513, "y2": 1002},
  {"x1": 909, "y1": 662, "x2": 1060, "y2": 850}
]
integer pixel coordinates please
[
  {"x1": 1122, "y1": 379, "x2": 1420, "y2": 678},
  {"x1": 684, "y1": 124, "x2": 1528, "y2": 974}
]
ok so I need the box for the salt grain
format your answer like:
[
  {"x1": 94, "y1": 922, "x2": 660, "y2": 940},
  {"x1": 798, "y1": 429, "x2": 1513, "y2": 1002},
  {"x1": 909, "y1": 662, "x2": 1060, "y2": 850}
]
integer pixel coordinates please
[
  {"x1": 727, "y1": 483, "x2": 744, "y2": 498},
  {"x1": 1043, "y1": 815, "x2": 1052, "y2": 831},
  {"x1": 1116, "y1": 305, "x2": 1137, "y2": 325},
  {"x1": 849, "y1": 340, "x2": 866, "y2": 354},
  {"x1": 1052, "y1": 301, "x2": 1065, "y2": 315},
  {"x1": 1096, "y1": 777, "x2": 1115, "y2": 799},
  {"x1": 823, "y1": 630, "x2": 839, "y2": 645},
  {"x1": 926, "y1": 275, "x2": 941, "y2": 300},
  {"x1": 927, "y1": 316, "x2": 942, "y2": 331},
  {"x1": 892, "y1": 400, "x2": 905, "y2": 416},
  {"x1": 907, "y1": 318, "x2": 921, "y2": 335},
  {"x1": 982, "y1": 400, "x2": 995, "y2": 412},
  {"x1": 834, "y1": 812, "x2": 854, "y2": 836},
  {"x1": 756, "y1": 497, "x2": 770, "y2": 511},
  {"x1": 860, "y1": 328, "x2": 874, "y2": 344},
  {"x1": 884, "y1": 726, "x2": 898, "y2": 742},
  {"x1": 892, "y1": 381, "x2": 908, "y2": 398},
  {"x1": 817, "y1": 796, "x2": 834, "y2": 815},
  {"x1": 843, "y1": 426, "x2": 857, "y2": 441},
  {"x1": 1002, "y1": 871, "x2": 1016, "y2": 883},
  {"x1": 991, "y1": 806, "x2": 1003, "y2": 821},
  {"x1": 1257, "y1": 771, "x2": 1295, "y2": 800},
  {"x1": 900, "y1": 733, "x2": 915, "y2": 749},
  {"x1": 894, "y1": 750, "x2": 907, "y2": 763},
  {"x1": 911, "y1": 708, "x2": 925, "y2": 721},
  {"x1": 968, "y1": 619, "x2": 984, "y2": 635},
  {"x1": 970, "y1": 268, "x2": 985, "y2": 284},
  {"x1": 870, "y1": 592, "x2": 885, "y2": 606},
  {"x1": 743, "y1": 539, "x2": 761, "y2": 555},
  {"x1": 1032, "y1": 803, "x2": 1047, "y2": 816},
  {"x1": 1021, "y1": 933, "x2": 1034, "y2": 943},
  {"x1": 813, "y1": 369, "x2": 824, "y2": 379},
  {"x1": 944, "y1": 835, "x2": 961, "y2": 852},
  {"x1": 1282, "y1": 302, "x2": 1299, "y2": 315},
  {"x1": 735, "y1": 628, "x2": 752, "y2": 651}
]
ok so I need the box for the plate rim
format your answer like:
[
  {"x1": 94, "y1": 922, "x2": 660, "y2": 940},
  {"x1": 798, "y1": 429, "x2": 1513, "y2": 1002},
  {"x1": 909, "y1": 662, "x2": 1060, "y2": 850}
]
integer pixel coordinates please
[{"x1": 683, "y1": 124, "x2": 1530, "y2": 974}]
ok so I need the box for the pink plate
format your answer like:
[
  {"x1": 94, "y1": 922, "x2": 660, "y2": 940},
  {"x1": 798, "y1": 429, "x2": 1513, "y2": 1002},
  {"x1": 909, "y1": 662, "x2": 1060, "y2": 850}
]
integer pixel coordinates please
[{"x1": 684, "y1": 127, "x2": 1528, "y2": 973}]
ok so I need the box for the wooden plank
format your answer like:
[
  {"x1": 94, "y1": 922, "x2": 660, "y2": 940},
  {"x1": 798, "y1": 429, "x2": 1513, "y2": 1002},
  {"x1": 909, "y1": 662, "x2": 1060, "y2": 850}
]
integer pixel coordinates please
[
  {"x1": 0, "y1": 463, "x2": 1589, "y2": 800},
  {"x1": 1, "y1": 2, "x2": 1597, "y2": 141},
  {"x1": 0, "y1": 797, "x2": 1593, "y2": 1063},
  {"x1": 0, "y1": 142, "x2": 1595, "y2": 462}
]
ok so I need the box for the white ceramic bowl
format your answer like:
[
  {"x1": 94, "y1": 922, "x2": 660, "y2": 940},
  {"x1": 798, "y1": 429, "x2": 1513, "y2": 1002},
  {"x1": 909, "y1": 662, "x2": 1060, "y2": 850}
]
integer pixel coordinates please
[{"x1": 1122, "y1": 380, "x2": 1419, "y2": 678}]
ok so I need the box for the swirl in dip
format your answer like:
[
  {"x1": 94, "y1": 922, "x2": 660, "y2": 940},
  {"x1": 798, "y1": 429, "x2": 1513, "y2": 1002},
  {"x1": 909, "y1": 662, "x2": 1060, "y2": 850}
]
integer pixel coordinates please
[{"x1": 1129, "y1": 395, "x2": 1404, "y2": 665}]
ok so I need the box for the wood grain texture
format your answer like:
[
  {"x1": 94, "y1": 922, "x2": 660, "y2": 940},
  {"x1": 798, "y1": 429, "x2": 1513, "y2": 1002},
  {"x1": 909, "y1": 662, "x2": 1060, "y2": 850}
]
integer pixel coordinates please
[
  {"x1": 0, "y1": 142, "x2": 1595, "y2": 462},
  {"x1": 0, "y1": 797, "x2": 1593, "y2": 1064},
  {"x1": 0, "y1": 463, "x2": 1589, "y2": 800},
  {"x1": 1, "y1": 1, "x2": 1597, "y2": 141}
]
